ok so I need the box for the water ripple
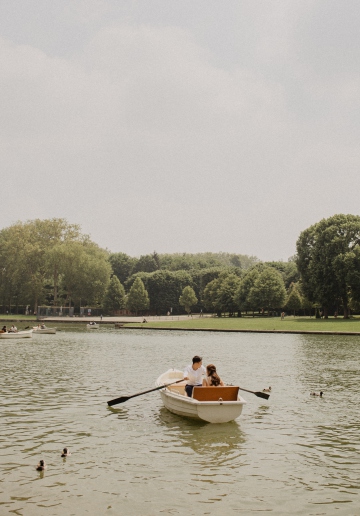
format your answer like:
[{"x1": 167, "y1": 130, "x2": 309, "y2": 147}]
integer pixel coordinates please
[{"x1": 0, "y1": 329, "x2": 360, "y2": 514}]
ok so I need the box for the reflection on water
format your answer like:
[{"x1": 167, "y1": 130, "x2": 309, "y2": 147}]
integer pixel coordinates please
[
  {"x1": 156, "y1": 407, "x2": 246, "y2": 467},
  {"x1": 0, "y1": 329, "x2": 360, "y2": 515}
]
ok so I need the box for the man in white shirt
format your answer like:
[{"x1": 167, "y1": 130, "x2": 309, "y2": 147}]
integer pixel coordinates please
[{"x1": 183, "y1": 355, "x2": 206, "y2": 397}]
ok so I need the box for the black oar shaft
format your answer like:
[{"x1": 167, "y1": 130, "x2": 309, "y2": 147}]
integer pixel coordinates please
[
  {"x1": 107, "y1": 378, "x2": 184, "y2": 406},
  {"x1": 238, "y1": 387, "x2": 270, "y2": 400}
]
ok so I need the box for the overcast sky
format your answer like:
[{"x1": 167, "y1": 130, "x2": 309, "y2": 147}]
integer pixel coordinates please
[{"x1": 1, "y1": 1, "x2": 359, "y2": 261}]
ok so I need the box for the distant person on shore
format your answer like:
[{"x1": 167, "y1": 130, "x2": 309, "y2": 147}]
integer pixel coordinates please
[
  {"x1": 202, "y1": 364, "x2": 225, "y2": 387},
  {"x1": 183, "y1": 355, "x2": 206, "y2": 397},
  {"x1": 281, "y1": 312, "x2": 285, "y2": 320}
]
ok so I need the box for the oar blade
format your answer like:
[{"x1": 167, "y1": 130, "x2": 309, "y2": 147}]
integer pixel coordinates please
[
  {"x1": 255, "y1": 391, "x2": 270, "y2": 400},
  {"x1": 107, "y1": 396, "x2": 130, "y2": 406}
]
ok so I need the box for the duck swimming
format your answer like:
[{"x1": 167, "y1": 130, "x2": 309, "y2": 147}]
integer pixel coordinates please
[
  {"x1": 36, "y1": 460, "x2": 47, "y2": 471},
  {"x1": 61, "y1": 447, "x2": 71, "y2": 457},
  {"x1": 263, "y1": 387, "x2": 271, "y2": 393},
  {"x1": 310, "y1": 391, "x2": 323, "y2": 397}
]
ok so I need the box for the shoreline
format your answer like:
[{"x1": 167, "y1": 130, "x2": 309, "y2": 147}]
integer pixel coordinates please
[
  {"x1": 1, "y1": 317, "x2": 360, "y2": 335},
  {"x1": 120, "y1": 326, "x2": 360, "y2": 335}
]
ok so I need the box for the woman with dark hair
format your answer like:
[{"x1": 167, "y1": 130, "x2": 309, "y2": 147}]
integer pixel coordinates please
[{"x1": 203, "y1": 364, "x2": 225, "y2": 387}]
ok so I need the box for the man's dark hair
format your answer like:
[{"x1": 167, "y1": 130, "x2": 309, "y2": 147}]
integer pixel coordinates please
[{"x1": 192, "y1": 355, "x2": 202, "y2": 364}]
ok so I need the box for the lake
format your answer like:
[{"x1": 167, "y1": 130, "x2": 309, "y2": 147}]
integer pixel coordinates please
[{"x1": 1, "y1": 326, "x2": 359, "y2": 515}]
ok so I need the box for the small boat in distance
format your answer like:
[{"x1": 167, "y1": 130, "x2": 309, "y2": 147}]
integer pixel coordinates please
[
  {"x1": 33, "y1": 325, "x2": 56, "y2": 334},
  {"x1": 86, "y1": 322, "x2": 99, "y2": 329},
  {"x1": 155, "y1": 369, "x2": 246, "y2": 424},
  {"x1": 0, "y1": 330, "x2": 33, "y2": 339}
]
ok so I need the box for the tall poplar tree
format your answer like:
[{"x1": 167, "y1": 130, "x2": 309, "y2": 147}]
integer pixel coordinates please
[{"x1": 126, "y1": 277, "x2": 150, "y2": 314}]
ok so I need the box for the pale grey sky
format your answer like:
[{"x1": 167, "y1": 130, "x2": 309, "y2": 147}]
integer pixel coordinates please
[{"x1": 1, "y1": 1, "x2": 359, "y2": 261}]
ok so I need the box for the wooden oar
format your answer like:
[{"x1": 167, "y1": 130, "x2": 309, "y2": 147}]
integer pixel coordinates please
[
  {"x1": 107, "y1": 378, "x2": 185, "y2": 406},
  {"x1": 238, "y1": 387, "x2": 270, "y2": 400}
]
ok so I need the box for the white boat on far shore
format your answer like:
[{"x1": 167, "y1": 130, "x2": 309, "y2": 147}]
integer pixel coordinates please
[
  {"x1": 33, "y1": 326, "x2": 56, "y2": 334},
  {"x1": 86, "y1": 322, "x2": 99, "y2": 329},
  {"x1": 155, "y1": 369, "x2": 246, "y2": 424},
  {"x1": 0, "y1": 330, "x2": 33, "y2": 339}
]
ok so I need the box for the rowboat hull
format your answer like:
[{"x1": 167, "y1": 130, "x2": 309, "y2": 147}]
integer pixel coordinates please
[
  {"x1": 0, "y1": 330, "x2": 33, "y2": 339},
  {"x1": 156, "y1": 369, "x2": 246, "y2": 424},
  {"x1": 86, "y1": 324, "x2": 99, "y2": 329},
  {"x1": 33, "y1": 327, "x2": 56, "y2": 334}
]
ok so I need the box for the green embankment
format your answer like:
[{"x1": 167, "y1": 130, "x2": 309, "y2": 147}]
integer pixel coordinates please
[{"x1": 133, "y1": 316, "x2": 360, "y2": 333}]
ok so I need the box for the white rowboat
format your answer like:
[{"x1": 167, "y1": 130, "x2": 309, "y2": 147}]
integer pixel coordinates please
[
  {"x1": 86, "y1": 323, "x2": 99, "y2": 329},
  {"x1": 155, "y1": 369, "x2": 246, "y2": 424},
  {"x1": 33, "y1": 326, "x2": 56, "y2": 334},
  {"x1": 0, "y1": 330, "x2": 33, "y2": 339}
]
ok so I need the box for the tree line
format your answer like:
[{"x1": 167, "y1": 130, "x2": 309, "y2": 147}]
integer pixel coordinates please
[{"x1": 1, "y1": 214, "x2": 359, "y2": 318}]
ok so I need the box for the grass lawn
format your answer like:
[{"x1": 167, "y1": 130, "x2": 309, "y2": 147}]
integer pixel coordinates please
[
  {"x1": 133, "y1": 315, "x2": 360, "y2": 333},
  {"x1": 0, "y1": 315, "x2": 37, "y2": 321}
]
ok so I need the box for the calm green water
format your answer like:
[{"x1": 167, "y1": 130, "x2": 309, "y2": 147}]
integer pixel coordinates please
[{"x1": 1, "y1": 328, "x2": 359, "y2": 515}]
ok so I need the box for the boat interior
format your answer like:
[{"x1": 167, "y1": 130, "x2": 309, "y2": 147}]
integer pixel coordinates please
[
  {"x1": 166, "y1": 383, "x2": 240, "y2": 401},
  {"x1": 167, "y1": 382, "x2": 186, "y2": 396}
]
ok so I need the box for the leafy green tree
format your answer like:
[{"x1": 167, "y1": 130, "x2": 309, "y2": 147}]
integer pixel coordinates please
[
  {"x1": 202, "y1": 272, "x2": 241, "y2": 316},
  {"x1": 247, "y1": 268, "x2": 286, "y2": 315},
  {"x1": 126, "y1": 277, "x2": 150, "y2": 314},
  {"x1": 103, "y1": 276, "x2": 126, "y2": 313},
  {"x1": 285, "y1": 283, "x2": 303, "y2": 316},
  {"x1": 296, "y1": 214, "x2": 360, "y2": 318},
  {"x1": 109, "y1": 253, "x2": 137, "y2": 285},
  {"x1": 158, "y1": 252, "x2": 258, "y2": 271},
  {"x1": 203, "y1": 277, "x2": 223, "y2": 315},
  {"x1": 131, "y1": 254, "x2": 159, "y2": 274},
  {"x1": 0, "y1": 219, "x2": 112, "y2": 313},
  {"x1": 217, "y1": 274, "x2": 242, "y2": 316},
  {"x1": 126, "y1": 270, "x2": 193, "y2": 314},
  {"x1": 59, "y1": 241, "x2": 111, "y2": 308},
  {"x1": 266, "y1": 261, "x2": 300, "y2": 289},
  {"x1": 179, "y1": 286, "x2": 198, "y2": 314},
  {"x1": 233, "y1": 264, "x2": 267, "y2": 313},
  {"x1": 190, "y1": 267, "x2": 224, "y2": 310},
  {"x1": 0, "y1": 219, "x2": 81, "y2": 311}
]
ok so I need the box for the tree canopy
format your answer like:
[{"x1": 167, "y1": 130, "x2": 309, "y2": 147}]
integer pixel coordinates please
[
  {"x1": 247, "y1": 268, "x2": 286, "y2": 314},
  {"x1": 0, "y1": 218, "x2": 111, "y2": 312},
  {"x1": 296, "y1": 214, "x2": 360, "y2": 318},
  {"x1": 179, "y1": 286, "x2": 198, "y2": 314}
]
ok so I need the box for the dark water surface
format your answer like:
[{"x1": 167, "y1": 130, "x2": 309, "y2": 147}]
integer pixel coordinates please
[{"x1": 1, "y1": 328, "x2": 359, "y2": 515}]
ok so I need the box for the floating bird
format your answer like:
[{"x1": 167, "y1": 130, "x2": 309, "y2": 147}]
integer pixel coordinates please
[
  {"x1": 310, "y1": 391, "x2": 323, "y2": 397},
  {"x1": 36, "y1": 460, "x2": 47, "y2": 471},
  {"x1": 263, "y1": 387, "x2": 272, "y2": 393},
  {"x1": 61, "y1": 447, "x2": 71, "y2": 457}
]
